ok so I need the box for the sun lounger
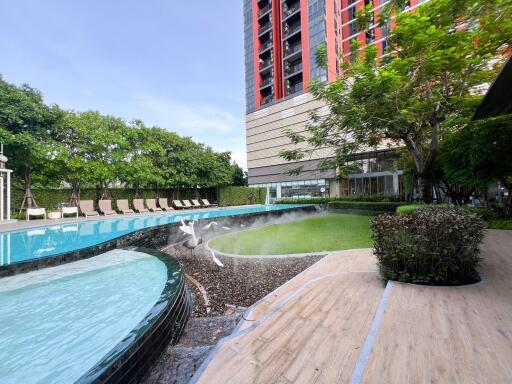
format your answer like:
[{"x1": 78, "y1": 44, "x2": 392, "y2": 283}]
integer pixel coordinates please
[
  {"x1": 146, "y1": 199, "x2": 162, "y2": 212},
  {"x1": 201, "y1": 199, "x2": 218, "y2": 208},
  {"x1": 182, "y1": 200, "x2": 194, "y2": 209},
  {"x1": 117, "y1": 200, "x2": 134, "y2": 214},
  {"x1": 133, "y1": 199, "x2": 149, "y2": 213},
  {"x1": 98, "y1": 200, "x2": 117, "y2": 216},
  {"x1": 173, "y1": 200, "x2": 188, "y2": 209},
  {"x1": 158, "y1": 198, "x2": 173, "y2": 211},
  {"x1": 61, "y1": 206, "x2": 79, "y2": 218},
  {"x1": 79, "y1": 200, "x2": 99, "y2": 217},
  {"x1": 191, "y1": 199, "x2": 203, "y2": 208},
  {"x1": 26, "y1": 208, "x2": 46, "y2": 221}
]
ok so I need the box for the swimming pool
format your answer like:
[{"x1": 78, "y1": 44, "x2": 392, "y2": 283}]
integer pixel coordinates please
[
  {"x1": 0, "y1": 204, "x2": 305, "y2": 267},
  {"x1": 0, "y1": 248, "x2": 190, "y2": 384}
]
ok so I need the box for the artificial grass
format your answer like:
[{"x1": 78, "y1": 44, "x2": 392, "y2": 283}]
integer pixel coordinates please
[{"x1": 209, "y1": 213, "x2": 373, "y2": 255}]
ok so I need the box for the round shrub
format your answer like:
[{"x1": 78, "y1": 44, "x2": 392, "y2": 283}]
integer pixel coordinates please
[{"x1": 372, "y1": 207, "x2": 485, "y2": 285}]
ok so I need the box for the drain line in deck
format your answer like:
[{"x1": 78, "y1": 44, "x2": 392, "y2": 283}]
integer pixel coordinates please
[{"x1": 349, "y1": 280, "x2": 394, "y2": 384}]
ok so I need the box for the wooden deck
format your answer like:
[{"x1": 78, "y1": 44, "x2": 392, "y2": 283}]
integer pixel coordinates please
[{"x1": 192, "y1": 230, "x2": 512, "y2": 384}]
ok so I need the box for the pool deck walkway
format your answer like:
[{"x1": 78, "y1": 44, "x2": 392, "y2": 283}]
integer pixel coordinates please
[
  {"x1": 0, "y1": 205, "x2": 254, "y2": 233},
  {"x1": 191, "y1": 230, "x2": 512, "y2": 384}
]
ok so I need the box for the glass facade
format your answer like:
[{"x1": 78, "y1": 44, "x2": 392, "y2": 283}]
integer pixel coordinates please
[
  {"x1": 308, "y1": 0, "x2": 328, "y2": 81},
  {"x1": 348, "y1": 175, "x2": 395, "y2": 195},
  {"x1": 244, "y1": 0, "x2": 255, "y2": 113},
  {"x1": 252, "y1": 179, "x2": 329, "y2": 202},
  {"x1": 344, "y1": 150, "x2": 397, "y2": 174}
]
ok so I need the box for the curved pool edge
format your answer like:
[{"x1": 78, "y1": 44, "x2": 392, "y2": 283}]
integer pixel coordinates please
[
  {"x1": 76, "y1": 247, "x2": 192, "y2": 384},
  {"x1": 0, "y1": 205, "x2": 318, "y2": 278}
]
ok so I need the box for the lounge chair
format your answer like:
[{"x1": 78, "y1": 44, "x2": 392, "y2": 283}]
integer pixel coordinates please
[
  {"x1": 133, "y1": 199, "x2": 149, "y2": 213},
  {"x1": 79, "y1": 200, "x2": 99, "y2": 217},
  {"x1": 146, "y1": 199, "x2": 162, "y2": 212},
  {"x1": 201, "y1": 199, "x2": 218, "y2": 208},
  {"x1": 182, "y1": 200, "x2": 194, "y2": 209},
  {"x1": 26, "y1": 208, "x2": 46, "y2": 221},
  {"x1": 158, "y1": 198, "x2": 173, "y2": 211},
  {"x1": 191, "y1": 199, "x2": 203, "y2": 208},
  {"x1": 117, "y1": 200, "x2": 134, "y2": 214},
  {"x1": 173, "y1": 200, "x2": 187, "y2": 210},
  {"x1": 98, "y1": 200, "x2": 117, "y2": 216}
]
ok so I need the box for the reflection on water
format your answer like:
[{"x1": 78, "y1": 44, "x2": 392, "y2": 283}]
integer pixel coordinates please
[{"x1": 0, "y1": 205, "x2": 303, "y2": 266}]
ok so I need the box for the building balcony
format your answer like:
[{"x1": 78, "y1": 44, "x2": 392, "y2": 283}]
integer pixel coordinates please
[
  {"x1": 282, "y1": 6, "x2": 300, "y2": 22},
  {"x1": 258, "y1": 3, "x2": 272, "y2": 18},
  {"x1": 283, "y1": 43, "x2": 302, "y2": 60},
  {"x1": 259, "y1": 76, "x2": 274, "y2": 89},
  {"x1": 259, "y1": 59, "x2": 274, "y2": 75},
  {"x1": 286, "y1": 81, "x2": 303, "y2": 96},
  {"x1": 284, "y1": 62, "x2": 302, "y2": 78},
  {"x1": 261, "y1": 94, "x2": 274, "y2": 105},
  {"x1": 259, "y1": 40, "x2": 273, "y2": 54},
  {"x1": 259, "y1": 22, "x2": 273, "y2": 36},
  {"x1": 283, "y1": 22, "x2": 301, "y2": 39}
]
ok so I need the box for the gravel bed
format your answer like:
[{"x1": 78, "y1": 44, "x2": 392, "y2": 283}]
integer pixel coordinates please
[
  {"x1": 142, "y1": 237, "x2": 325, "y2": 383},
  {"x1": 170, "y1": 242, "x2": 324, "y2": 317}
]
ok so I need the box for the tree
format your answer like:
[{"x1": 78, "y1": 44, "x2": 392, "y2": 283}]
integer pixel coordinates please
[
  {"x1": 435, "y1": 115, "x2": 512, "y2": 210},
  {"x1": 280, "y1": 0, "x2": 512, "y2": 202},
  {"x1": 231, "y1": 163, "x2": 248, "y2": 186},
  {"x1": 0, "y1": 76, "x2": 60, "y2": 209},
  {"x1": 117, "y1": 121, "x2": 165, "y2": 198}
]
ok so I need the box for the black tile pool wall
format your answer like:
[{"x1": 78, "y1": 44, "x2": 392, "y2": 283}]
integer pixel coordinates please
[{"x1": 76, "y1": 248, "x2": 193, "y2": 384}]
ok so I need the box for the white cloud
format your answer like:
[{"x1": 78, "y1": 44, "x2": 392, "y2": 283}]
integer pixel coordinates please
[
  {"x1": 133, "y1": 93, "x2": 247, "y2": 170},
  {"x1": 134, "y1": 93, "x2": 242, "y2": 135}
]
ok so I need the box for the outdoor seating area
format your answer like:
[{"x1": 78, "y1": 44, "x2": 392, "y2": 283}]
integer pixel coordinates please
[{"x1": 24, "y1": 198, "x2": 220, "y2": 221}]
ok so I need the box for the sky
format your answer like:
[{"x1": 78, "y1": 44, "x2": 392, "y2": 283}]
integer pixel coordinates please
[{"x1": 0, "y1": 0, "x2": 247, "y2": 169}]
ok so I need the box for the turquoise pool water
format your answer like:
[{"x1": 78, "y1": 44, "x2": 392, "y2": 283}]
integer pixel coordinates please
[
  {"x1": 0, "y1": 249, "x2": 167, "y2": 384},
  {"x1": 0, "y1": 204, "x2": 304, "y2": 266}
]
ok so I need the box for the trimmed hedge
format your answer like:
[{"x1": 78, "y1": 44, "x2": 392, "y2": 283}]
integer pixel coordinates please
[
  {"x1": 396, "y1": 204, "x2": 449, "y2": 215},
  {"x1": 372, "y1": 207, "x2": 485, "y2": 285},
  {"x1": 12, "y1": 187, "x2": 217, "y2": 211},
  {"x1": 218, "y1": 186, "x2": 267, "y2": 206},
  {"x1": 275, "y1": 194, "x2": 402, "y2": 205},
  {"x1": 329, "y1": 201, "x2": 407, "y2": 214}
]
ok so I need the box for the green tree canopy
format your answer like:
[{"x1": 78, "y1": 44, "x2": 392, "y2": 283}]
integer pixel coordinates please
[{"x1": 280, "y1": 0, "x2": 512, "y2": 202}]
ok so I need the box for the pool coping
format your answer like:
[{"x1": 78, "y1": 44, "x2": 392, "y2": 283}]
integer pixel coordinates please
[
  {"x1": 75, "y1": 247, "x2": 193, "y2": 384},
  {"x1": 0, "y1": 205, "x2": 266, "y2": 234},
  {"x1": 0, "y1": 205, "x2": 317, "y2": 277}
]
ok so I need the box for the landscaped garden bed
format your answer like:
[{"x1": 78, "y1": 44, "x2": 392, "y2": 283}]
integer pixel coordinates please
[{"x1": 373, "y1": 206, "x2": 485, "y2": 285}]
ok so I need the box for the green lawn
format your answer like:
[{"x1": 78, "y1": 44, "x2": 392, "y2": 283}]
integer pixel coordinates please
[{"x1": 209, "y1": 213, "x2": 373, "y2": 255}]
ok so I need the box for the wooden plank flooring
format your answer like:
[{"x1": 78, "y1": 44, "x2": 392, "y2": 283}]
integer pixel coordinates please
[
  {"x1": 194, "y1": 230, "x2": 512, "y2": 384},
  {"x1": 362, "y1": 230, "x2": 512, "y2": 384},
  {"x1": 194, "y1": 249, "x2": 383, "y2": 384}
]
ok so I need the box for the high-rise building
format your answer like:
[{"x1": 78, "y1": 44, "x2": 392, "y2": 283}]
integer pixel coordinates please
[{"x1": 244, "y1": 0, "x2": 426, "y2": 200}]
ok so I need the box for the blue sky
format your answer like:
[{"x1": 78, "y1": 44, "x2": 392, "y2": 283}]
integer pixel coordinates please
[{"x1": 0, "y1": 0, "x2": 247, "y2": 168}]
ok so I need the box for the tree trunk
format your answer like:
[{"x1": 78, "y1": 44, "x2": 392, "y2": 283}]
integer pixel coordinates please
[
  {"x1": 417, "y1": 173, "x2": 433, "y2": 204},
  {"x1": 69, "y1": 180, "x2": 80, "y2": 207},
  {"x1": 134, "y1": 184, "x2": 140, "y2": 199},
  {"x1": 20, "y1": 166, "x2": 38, "y2": 210},
  {"x1": 502, "y1": 179, "x2": 512, "y2": 218},
  {"x1": 155, "y1": 183, "x2": 160, "y2": 199},
  {"x1": 99, "y1": 182, "x2": 109, "y2": 200}
]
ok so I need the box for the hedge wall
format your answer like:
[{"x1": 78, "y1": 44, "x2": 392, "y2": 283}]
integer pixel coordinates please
[
  {"x1": 218, "y1": 187, "x2": 267, "y2": 206},
  {"x1": 12, "y1": 187, "x2": 217, "y2": 211},
  {"x1": 329, "y1": 201, "x2": 407, "y2": 215},
  {"x1": 275, "y1": 194, "x2": 403, "y2": 205}
]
